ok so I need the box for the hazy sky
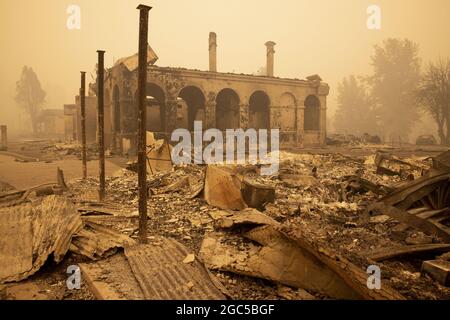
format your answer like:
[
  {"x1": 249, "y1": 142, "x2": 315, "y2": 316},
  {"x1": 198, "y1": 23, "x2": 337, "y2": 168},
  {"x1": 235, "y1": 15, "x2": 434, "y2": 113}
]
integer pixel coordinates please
[{"x1": 1, "y1": 0, "x2": 450, "y2": 131}]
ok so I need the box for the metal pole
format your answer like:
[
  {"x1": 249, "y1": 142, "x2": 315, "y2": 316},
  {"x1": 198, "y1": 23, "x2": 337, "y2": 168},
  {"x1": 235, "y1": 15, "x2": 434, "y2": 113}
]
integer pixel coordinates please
[
  {"x1": 0, "y1": 125, "x2": 7, "y2": 151},
  {"x1": 80, "y1": 72, "x2": 87, "y2": 180},
  {"x1": 97, "y1": 50, "x2": 106, "y2": 201},
  {"x1": 137, "y1": 4, "x2": 151, "y2": 244}
]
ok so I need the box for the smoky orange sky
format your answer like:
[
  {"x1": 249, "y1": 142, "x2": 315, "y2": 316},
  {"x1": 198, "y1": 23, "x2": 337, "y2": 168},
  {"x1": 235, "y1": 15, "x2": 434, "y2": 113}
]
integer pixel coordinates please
[{"x1": 1, "y1": 0, "x2": 450, "y2": 134}]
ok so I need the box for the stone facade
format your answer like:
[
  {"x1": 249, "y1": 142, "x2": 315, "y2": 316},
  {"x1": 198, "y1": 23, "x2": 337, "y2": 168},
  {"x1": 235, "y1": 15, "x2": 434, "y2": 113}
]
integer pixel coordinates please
[{"x1": 102, "y1": 64, "x2": 330, "y2": 153}]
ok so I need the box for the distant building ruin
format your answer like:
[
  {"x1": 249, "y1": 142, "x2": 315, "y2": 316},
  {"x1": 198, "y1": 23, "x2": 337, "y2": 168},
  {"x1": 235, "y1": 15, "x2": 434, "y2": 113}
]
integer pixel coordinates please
[{"x1": 67, "y1": 33, "x2": 330, "y2": 153}]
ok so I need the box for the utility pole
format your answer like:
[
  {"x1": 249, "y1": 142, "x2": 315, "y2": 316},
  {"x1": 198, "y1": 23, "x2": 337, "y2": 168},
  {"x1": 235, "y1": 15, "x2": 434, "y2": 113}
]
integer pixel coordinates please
[
  {"x1": 80, "y1": 71, "x2": 87, "y2": 180},
  {"x1": 97, "y1": 50, "x2": 106, "y2": 201},
  {"x1": 137, "y1": 4, "x2": 152, "y2": 243}
]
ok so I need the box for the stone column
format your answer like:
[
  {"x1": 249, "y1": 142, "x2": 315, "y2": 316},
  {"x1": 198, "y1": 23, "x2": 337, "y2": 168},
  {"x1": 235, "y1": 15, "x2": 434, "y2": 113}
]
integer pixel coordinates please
[
  {"x1": 165, "y1": 99, "x2": 178, "y2": 135},
  {"x1": 297, "y1": 104, "x2": 305, "y2": 147},
  {"x1": 320, "y1": 104, "x2": 327, "y2": 145},
  {"x1": 204, "y1": 93, "x2": 216, "y2": 130},
  {"x1": 240, "y1": 104, "x2": 249, "y2": 129}
]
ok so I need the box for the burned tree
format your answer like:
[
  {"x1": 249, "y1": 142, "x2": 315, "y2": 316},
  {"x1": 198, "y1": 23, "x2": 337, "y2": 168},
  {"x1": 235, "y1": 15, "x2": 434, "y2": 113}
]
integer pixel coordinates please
[
  {"x1": 15, "y1": 66, "x2": 46, "y2": 136},
  {"x1": 416, "y1": 58, "x2": 450, "y2": 145}
]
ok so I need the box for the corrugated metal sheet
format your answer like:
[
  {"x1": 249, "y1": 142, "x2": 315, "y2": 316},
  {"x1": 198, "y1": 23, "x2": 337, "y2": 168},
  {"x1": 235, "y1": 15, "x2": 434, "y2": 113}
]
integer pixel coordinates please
[
  {"x1": 79, "y1": 253, "x2": 145, "y2": 300},
  {"x1": 125, "y1": 238, "x2": 226, "y2": 300},
  {"x1": 0, "y1": 196, "x2": 83, "y2": 283},
  {"x1": 70, "y1": 220, "x2": 136, "y2": 260},
  {"x1": 0, "y1": 204, "x2": 33, "y2": 282}
]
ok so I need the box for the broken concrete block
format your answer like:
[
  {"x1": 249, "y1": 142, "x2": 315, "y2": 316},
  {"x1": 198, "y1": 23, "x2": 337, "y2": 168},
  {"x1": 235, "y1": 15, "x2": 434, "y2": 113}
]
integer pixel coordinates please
[
  {"x1": 204, "y1": 165, "x2": 247, "y2": 210},
  {"x1": 421, "y1": 260, "x2": 450, "y2": 286},
  {"x1": 241, "y1": 179, "x2": 275, "y2": 210},
  {"x1": 279, "y1": 174, "x2": 318, "y2": 188}
]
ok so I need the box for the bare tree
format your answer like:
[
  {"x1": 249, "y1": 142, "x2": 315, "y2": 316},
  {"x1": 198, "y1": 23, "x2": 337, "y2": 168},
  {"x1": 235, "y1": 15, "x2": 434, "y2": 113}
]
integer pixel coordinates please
[
  {"x1": 416, "y1": 59, "x2": 450, "y2": 145},
  {"x1": 15, "y1": 66, "x2": 46, "y2": 136}
]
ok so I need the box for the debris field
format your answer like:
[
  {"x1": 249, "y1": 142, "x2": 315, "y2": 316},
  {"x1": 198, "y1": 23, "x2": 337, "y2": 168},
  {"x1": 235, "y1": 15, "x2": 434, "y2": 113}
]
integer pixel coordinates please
[{"x1": 1, "y1": 142, "x2": 450, "y2": 300}]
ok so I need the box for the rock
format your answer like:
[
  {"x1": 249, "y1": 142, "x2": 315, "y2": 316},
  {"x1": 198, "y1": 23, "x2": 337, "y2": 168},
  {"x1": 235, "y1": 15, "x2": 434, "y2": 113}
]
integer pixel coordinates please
[
  {"x1": 370, "y1": 215, "x2": 391, "y2": 224},
  {"x1": 183, "y1": 254, "x2": 195, "y2": 264},
  {"x1": 279, "y1": 174, "x2": 318, "y2": 188},
  {"x1": 405, "y1": 233, "x2": 433, "y2": 245}
]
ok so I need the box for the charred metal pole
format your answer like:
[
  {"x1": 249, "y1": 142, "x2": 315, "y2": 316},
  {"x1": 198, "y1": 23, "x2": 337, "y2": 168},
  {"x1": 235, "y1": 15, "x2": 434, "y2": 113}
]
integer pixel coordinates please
[
  {"x1": 80, "y1": 72, "x2": 87, "y2": 180},
  {"x1": 137, "y1": 4, "x2": 151, "y2": 244},
  {"x1": 97, "y1": 50, "x2": 106, "y2": 201},
  {"x1": 0, "y1": 125, "x2": 7, "y2": 151}
]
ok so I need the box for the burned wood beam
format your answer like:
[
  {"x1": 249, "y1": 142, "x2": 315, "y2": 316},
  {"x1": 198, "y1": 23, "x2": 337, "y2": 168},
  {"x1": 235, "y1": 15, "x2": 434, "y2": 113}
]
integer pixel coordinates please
[
  {"x1": 368, "y1": 202, "x2": 450, "y2": 242},
  {"x1": 367, "y1": 243, "x2": 450, "y2": 262},
  {"x1": 136, "y1": 4, "x2": 152, "y2": 243}
]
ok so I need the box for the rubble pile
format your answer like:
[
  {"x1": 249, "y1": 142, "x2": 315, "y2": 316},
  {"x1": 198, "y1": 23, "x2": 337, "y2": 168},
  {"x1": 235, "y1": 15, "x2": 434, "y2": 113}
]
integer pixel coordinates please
[
  {"x1": 1, "y1": 149, "x2": 449, "y2": 300},
  {"x1": 67, "y1": 151, "x2": 450, "y2": 299}
]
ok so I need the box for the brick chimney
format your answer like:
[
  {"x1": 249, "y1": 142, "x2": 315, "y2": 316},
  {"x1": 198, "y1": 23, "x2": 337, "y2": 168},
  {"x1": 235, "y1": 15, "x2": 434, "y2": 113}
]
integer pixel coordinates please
[
  {"x1": 209, "y1": 32, "x2": 217, "y2": 72},
  {"x1": 265, "y1": 41, "x2": 276, "y2": 77}
]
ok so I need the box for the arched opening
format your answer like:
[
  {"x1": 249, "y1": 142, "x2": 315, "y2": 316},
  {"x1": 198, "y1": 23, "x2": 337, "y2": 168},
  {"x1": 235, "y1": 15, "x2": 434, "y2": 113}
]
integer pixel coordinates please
[
  {"x1": 216, "y1": 88, "x2": 240, "y2": 131},
  {"x1": 145, "y1": 83, "x2": 166, "y2": 132},
  {"x1": 249, "y1": 91, "x2": 270, "y2": 130},
  {"x1": 113, "y1": 85, "x2": 121, "y2": 134},
  {"x1": 178, "y1": 86, "x2": 205, "y2": 131},
  {"x1": 304, "y1": 95, "x2": 320, "y2": 131}
]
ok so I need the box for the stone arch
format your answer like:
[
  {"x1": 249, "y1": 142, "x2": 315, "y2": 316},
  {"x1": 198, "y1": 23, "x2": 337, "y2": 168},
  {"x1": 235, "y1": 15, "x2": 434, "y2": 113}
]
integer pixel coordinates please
[
  {"x1": 249, "y1": 90, "x2": 270, "y2": 130},
  {"x1": 177, "y1": 86, "x2": 206, "y2": 131},
  {"x1": 304, "y1": 95, "x2": 320, "y2": 131},
  {"x1": 145, "y1": 82, "x2": 166, "y2": 132},
  {"x1": 215, "y1": 88, "x2": 240, "y2": 131}
]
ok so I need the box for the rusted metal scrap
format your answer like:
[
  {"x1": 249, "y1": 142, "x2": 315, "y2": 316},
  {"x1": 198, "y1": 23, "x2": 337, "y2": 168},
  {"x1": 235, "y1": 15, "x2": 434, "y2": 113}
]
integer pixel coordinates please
[
  {"x1": 368, "y1": 171, "x2": 450, "y2": 242},
  {"x1": 70, "y1": 220, "x2": 136, "y2": 260},
  {"x1": 0, "y1": 196, "x2": 83, "y2": 284},
  {"x1": 375, "y1": 151, "x2": 417, "y2": 178}
]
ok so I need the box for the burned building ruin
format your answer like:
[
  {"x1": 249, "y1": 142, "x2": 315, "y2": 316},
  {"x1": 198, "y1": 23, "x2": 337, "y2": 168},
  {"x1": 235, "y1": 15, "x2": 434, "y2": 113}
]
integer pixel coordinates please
[{"x1": 68, "y1": 32, "x2": 329, "y2": 154}]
